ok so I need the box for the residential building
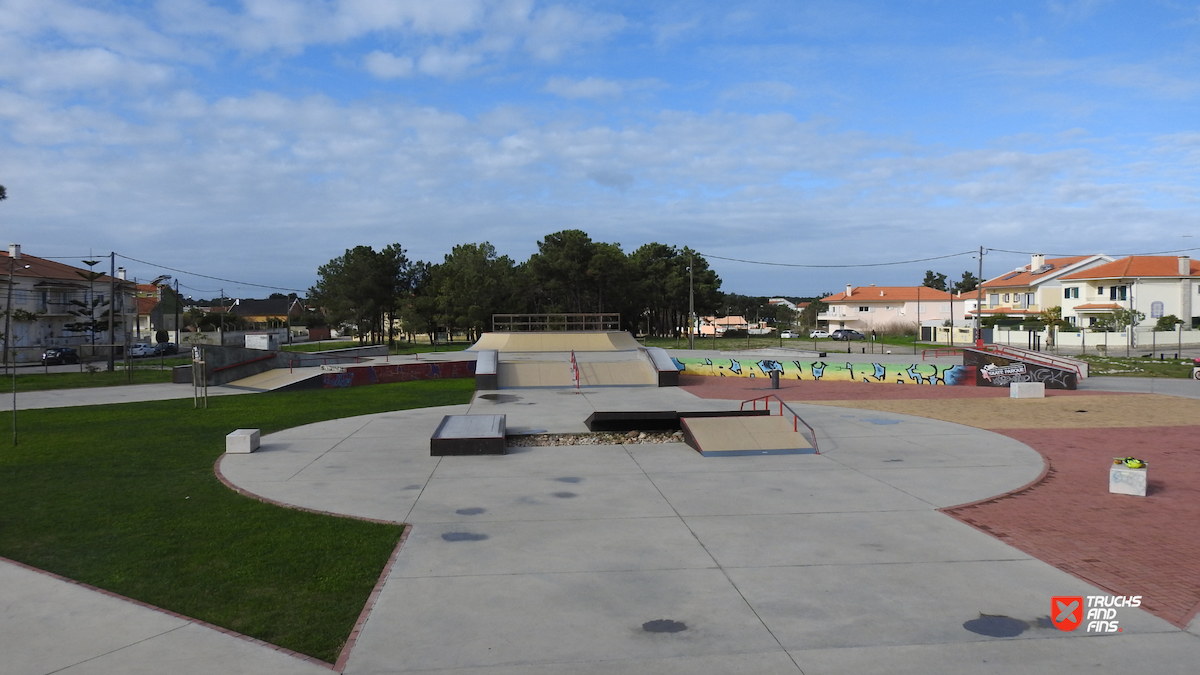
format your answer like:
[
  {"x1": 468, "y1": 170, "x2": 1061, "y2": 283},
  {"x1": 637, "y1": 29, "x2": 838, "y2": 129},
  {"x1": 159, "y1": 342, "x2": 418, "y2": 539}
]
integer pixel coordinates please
[
  {"x1": 1059, "y1": 256, "x2": 1199, "y2": 328},
  {"x1": 976, "y1": 254, "x2": 1112, "y2": 321},
  {"x1": 228, "y1": 297, "x2": 305, "y2": 329},
  {"x1": 818, "y1": 284, "x2": 963, "y2": 332},
  {"x1": 0, "y1": 249, "x2": 136, "y2": 362},
  {"x1": 698, "y1": 315, "x2": 748, "y2": 336}
]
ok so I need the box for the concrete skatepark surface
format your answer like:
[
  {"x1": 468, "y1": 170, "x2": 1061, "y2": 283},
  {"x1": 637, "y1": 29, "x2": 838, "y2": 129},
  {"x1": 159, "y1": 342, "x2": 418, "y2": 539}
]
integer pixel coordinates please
[{"x1": 4, "y1": 370, "x2": 1200, "y2": 673}]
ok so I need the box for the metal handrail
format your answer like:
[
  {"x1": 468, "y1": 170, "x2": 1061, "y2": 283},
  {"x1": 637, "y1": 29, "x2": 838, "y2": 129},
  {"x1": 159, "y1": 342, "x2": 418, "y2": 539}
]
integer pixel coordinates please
[
  {"x1": 981, "y1": 344, "x2": 1088, "y2": 377},
  {"x1": 740, "y1": 394, "x2": 820, "y2": 454},
  {"x1": 211, "y1": 353, "x2": 275, "y2": 373},
  {"x1": 922, "y1": 348, "x2": 963, "y2": 360}
]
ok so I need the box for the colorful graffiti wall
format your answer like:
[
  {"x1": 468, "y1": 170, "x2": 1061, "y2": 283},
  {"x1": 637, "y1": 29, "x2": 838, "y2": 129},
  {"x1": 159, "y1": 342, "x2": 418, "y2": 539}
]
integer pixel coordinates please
[
  {"x1": 321, "y1": 360, "x2": 476, "y2": 388},
  {"x1": 962, "y1": 350, "x2": 1077, "y2": 389},
  {"x1": 672, "y1": 357, "x2": 974, "y2": 386}
]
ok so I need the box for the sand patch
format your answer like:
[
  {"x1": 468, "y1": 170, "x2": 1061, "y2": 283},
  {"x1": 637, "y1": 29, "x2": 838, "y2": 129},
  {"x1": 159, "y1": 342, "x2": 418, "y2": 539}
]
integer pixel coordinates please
[{"x1": 806, "y1": 394, "x2": 1200, "y2": 430}]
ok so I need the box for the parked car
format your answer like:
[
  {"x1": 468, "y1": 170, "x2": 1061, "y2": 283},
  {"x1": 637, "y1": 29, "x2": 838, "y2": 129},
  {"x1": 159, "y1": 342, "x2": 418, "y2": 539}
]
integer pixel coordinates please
[
  {"x1": 809, "y1": 330, "x2": 830, "y2": 339},
  {"x1": 780, "y1": 330, "x2": 796, "y2": 339},
  {"x1": 41, "y1": 347, "x2": 80, "y2": 365},
  {"x1": 831, "y1": 329, "x2": 867, "y2": 341},
  {"x1": 129, "y1": 343, "x2": 156, "y2": 357},
  {"x1": 153, "y1": 342, "x2": 179, "y2": 356}
]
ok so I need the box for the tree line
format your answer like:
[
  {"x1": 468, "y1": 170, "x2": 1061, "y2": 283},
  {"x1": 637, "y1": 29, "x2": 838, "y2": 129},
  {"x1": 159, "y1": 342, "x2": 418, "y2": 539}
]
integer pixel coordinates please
[{"x1": 307, "y1": 230, "x2": 723, "y2": 343}]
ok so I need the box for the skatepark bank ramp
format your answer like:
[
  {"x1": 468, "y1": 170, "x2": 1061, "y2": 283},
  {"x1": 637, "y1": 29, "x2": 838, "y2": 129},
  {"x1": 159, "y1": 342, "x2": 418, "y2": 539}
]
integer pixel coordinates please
[{"x1": 468, "y1": 331, "x2": 678, "y2": 389}]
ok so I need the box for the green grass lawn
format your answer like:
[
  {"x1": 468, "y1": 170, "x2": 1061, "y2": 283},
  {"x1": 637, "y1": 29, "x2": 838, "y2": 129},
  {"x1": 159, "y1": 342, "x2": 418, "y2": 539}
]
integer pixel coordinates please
[
  {"x1": 0, "y1": 378, "x2": 475, "y2": 663},
  {"x1": 9, "y1": 369, "x2": 173, "y2": 392},
  {"x1": 1077, "y1": 355, "x2": 1195, "y2": 378}
]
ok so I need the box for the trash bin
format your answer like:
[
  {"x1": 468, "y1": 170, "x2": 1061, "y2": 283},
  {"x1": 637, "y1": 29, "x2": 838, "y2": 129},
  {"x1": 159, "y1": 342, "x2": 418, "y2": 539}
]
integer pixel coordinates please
[{"x1": 770, "y1": 370, "x2": 780, "y2": 389}]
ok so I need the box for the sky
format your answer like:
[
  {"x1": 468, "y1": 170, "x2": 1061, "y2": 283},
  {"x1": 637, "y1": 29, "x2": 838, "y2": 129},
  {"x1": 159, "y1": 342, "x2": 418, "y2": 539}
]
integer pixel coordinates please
[{"x1": 2, "y1": 0, "x2": 1199, "y2": 300}]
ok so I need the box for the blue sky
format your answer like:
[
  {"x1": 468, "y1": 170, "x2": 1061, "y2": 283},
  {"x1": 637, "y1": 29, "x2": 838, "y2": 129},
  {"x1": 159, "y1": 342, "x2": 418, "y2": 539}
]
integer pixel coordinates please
[{"x1": 2, "y1": 0, "x2": 1199, "y2": 299}]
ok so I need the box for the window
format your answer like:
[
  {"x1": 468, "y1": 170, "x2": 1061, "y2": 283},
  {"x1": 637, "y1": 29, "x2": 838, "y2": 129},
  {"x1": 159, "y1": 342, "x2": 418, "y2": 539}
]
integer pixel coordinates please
[
  {"x1": 990, "y1": 294, "x2": 999, "y2": 306},
  {"x1": 1110, "y1": 285, "x2": 1127, "y2": 301},
  {"x1": 1064, "y1": 288, "x2": 1070, "y2": 299},
  {"x1": 1026, "y1": 293, "x2": 1035, "y2": 307},
  {"x1": 1151, "y1": 301, "x2": 1164, "y2": 319},
  {"x1": 1098, "y1": 286, "x2": 1104, "y2": 295},
  {"x1": 859, "y1": 306, "x2": 870, "y2": 312},
  {"x1": 1003, "y1": 293, "x2": 1010, "y2": 302},
  {"x1": 1069, "y1": 316, "x2": 1077, "y2": 326},
  {"x1": 1063, "y1": 287, "x2": 1079, "y2": 299}
]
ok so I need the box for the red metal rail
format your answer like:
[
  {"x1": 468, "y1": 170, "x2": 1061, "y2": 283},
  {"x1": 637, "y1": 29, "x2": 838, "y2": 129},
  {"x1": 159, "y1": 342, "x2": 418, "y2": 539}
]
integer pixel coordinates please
[
  {"x1": 740, "y1": 394, "x2": 820, "y2": 454},
  {"x1": 211, "y1": 353, "x2": 275, "y2": 373},
  {"x1": 922, "y1": 348, "x2": 963, "y2": 360}
]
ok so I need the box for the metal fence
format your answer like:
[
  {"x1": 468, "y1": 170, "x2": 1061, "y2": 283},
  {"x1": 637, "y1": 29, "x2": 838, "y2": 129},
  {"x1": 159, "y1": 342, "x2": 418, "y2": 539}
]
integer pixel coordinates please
[{"x1": 492, "y1": 313, "x2": 621, "y2": 332}]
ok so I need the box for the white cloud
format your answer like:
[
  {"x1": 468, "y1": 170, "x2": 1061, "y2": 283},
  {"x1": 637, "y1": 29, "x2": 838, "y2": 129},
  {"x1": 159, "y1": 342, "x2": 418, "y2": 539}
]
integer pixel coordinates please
[
  {"x1": 719, "y1": 81, "x2": 799, "y2": 102},
  {"x1": 417, "y1": 46, "x2": 482, "y2": 77},
  {"x1": 544, "y1": 76, "x2": 624, "y2": 99},
  {"x1": 363, "y1": 50, "x2": 414, "y2": 79}
]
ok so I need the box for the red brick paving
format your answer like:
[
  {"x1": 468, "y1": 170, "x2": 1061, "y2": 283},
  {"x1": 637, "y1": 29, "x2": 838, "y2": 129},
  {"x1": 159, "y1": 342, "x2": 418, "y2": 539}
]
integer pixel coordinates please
[
  {"x1": 944, "y1": 427, "x2": 1200, "y2": 629},
  {"x1": 680, "y1": 374, "x2": 1200, "y2": 629}
]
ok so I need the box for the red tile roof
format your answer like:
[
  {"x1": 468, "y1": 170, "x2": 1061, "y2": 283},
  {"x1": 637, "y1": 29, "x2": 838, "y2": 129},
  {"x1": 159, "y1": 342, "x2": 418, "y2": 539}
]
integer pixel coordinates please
[
  {"x1": 822, "y1": 286, "x2": 954, "y2": 303},
  {"x1": 0, "y1": 251, "x2": 127, "y2": 286},
  {"x1": 981, "y1": 256, "x2": 1092, "y2": 289},
  {"x1": 137, "y1": 296, "x2": 159, "y2": 313},
  {"x1": 1060, "y1": 256, "x2": 1199, "y2": 280},
  {"x1": 1073, "y1": 303, "x2": 1124, "y2": 310}
]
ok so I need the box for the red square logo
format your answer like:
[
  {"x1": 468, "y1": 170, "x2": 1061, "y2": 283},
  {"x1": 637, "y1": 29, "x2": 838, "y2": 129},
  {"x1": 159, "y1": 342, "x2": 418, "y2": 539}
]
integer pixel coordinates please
[{"x1": 1052, "y1": 596, "x2": 1084, "y2": 631}]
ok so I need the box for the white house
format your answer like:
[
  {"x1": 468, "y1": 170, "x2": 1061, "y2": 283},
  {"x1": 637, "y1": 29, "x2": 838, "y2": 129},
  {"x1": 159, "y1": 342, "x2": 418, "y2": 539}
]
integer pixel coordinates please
[
  {"x1": 1059, "y1": 256, "x2": 1199, "y2": 328},
  {"x1": 818, "y1": 284, "x2": 968, "y2": 333},
  {"x1": 1, "y1": 248, "x2": 137, "y2": 362},
  {"x1": 977, "y1": 254, "x2": 1113, "y2": 321}
]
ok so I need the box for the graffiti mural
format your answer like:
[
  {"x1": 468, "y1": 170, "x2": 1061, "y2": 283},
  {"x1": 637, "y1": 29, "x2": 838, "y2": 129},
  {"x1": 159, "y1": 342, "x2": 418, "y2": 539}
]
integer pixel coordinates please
[
  {"x1": 963, "y1": 350, "x2": 1077, "y2": 389},
  {"x1": 674, "y1": 358, "x2": 973, "y2": 386}
]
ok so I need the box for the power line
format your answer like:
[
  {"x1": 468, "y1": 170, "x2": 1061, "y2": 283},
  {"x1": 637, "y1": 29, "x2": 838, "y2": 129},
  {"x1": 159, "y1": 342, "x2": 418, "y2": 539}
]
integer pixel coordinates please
[
  {"x1": 697, "y1": 250, "x2": 977, "y2": 268},
  {"x1": 115, "y1": 253, "x2": 306, "y2": 292},
  {"x1": 987, "y1": 246, "x2": 1200, "y2": 258}
]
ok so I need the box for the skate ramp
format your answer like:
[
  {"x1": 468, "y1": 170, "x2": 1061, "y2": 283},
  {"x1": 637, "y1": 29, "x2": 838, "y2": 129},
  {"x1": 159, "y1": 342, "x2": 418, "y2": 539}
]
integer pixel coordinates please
[
  {"x1": 469, "y1": 331, "x2": 642, "y2": 353},
  {"x1": 681, "y1": 415, "x2": 815, "y2": 457},
  {"x1": 224, "y1": 367, "x2": 323, "y2": 392}
]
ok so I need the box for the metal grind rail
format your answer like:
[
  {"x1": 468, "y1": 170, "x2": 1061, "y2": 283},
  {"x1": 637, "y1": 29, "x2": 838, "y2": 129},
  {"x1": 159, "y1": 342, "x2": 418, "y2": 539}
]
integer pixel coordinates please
[
  {"x1": 740, "y1": 394, "x2": 820, "y2": 454},
  {"x1": 922, "y1": 348, "x2": 963, "y2": 360}
]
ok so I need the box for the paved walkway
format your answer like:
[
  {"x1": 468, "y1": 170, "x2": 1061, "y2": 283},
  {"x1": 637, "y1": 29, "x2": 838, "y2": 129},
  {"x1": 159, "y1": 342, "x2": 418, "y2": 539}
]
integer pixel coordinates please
[
  {"x1": 14, "y1": 382, "x2": 247, "y2": 410},
  {"x1": 4, "y1": 378, "x2": 1200, "y2": 674}
]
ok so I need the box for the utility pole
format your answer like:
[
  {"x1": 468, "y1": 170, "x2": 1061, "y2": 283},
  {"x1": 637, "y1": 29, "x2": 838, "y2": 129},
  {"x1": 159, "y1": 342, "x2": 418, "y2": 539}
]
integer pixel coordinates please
[
  {"x1": 107, "y1": 252, "x2": 116, "y2": 372},
  {"x1": 974, "y1": 246, "x2": 985, "y2": 346},
  {"x1": 8, "y1": 243, "x2": 21, "y2": 445},
  {"x1": 175, "y1": 279, "x2": 181, "y2": 346},
  {"x1": 688, "y1": 253, "x2": 695, "y2": 350}
]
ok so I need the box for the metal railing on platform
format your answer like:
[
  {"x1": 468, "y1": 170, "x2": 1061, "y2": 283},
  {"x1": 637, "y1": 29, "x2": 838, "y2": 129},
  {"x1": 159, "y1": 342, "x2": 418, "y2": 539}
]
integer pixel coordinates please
[{"x1": 740, "y1": 394, "x2": 820, "y2": 454}]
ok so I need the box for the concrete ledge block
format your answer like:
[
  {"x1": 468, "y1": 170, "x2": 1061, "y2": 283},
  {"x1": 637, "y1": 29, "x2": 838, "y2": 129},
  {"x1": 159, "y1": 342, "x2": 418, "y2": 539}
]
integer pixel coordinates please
[
  {"x1": 1010, "y1": 382, "x2": 1045, "y2": 398},
  {"x1": 226, "y1": 428, "x2": 260, "y2": 454},
  {"x1": 1109, "y1": 465, "x2": 1147, "y2": 496}
]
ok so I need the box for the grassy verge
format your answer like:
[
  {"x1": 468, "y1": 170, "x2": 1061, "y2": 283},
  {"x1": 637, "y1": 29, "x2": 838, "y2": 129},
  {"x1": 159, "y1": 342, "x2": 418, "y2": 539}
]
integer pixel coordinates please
[
  {"x1": 0, "y1": 378, "x2": 475, "y2": 663},
  {"x1": 1076, "y1": 355, "x2": 1195, "y2": 378},
  {"x1": 10, "y1": 369, "x2": 173, "y2": 392}
]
